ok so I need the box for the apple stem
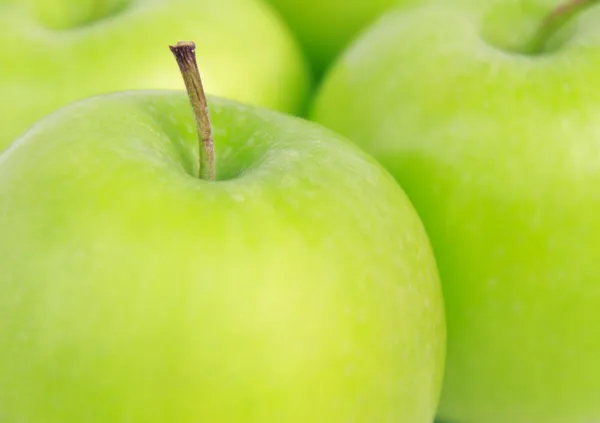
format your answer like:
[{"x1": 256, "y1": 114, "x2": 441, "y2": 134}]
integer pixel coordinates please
[
  {"x1": 523, "y1": 0, "x2": 598, "y2": 55},
  {"x1": 169, "y1": 41, "x2": 215, "y2": 181}
]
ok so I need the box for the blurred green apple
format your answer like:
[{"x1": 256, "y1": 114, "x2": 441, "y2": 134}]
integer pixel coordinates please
[
  {"x1": 312, "y1": 0, "x2": 600, "y2": 422},
  {"x1": 0, "y1": 0, "x2": 310, "y2": 150},
  {"x1": 0, "y1": 42, "x2": 445, "y2": 422},
  {"x1": 266, "y1": 0, "x2": 418, "y2": 76}
]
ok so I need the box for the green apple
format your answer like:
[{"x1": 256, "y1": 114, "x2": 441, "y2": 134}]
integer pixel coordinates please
[
  {"x1": 0, "y1": 42, "x2": 445, "y2": 422},
  {"x1": 265, "y1": 0, "x2": 418, "y2": 76},
  {"x1": 0, "y1": 0, "x2": 310, "y2": 151},
  {"x1": 312, "y1": 0, "x2": 600, "y2": 422}
]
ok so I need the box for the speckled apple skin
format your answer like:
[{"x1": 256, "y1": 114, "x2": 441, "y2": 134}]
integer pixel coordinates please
[{"x1": 0, "y1": 91, "x2": 445, "y2": 423}]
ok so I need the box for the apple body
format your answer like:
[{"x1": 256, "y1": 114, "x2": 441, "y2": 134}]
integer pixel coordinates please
[
  {"x1": 0, "y1": 0, "x2": 309, "y2": 151},
  {"x1": 312, "y1": 1, "x2": 600, "y2": 422},
  {"x1": 0, "y1": 91, "x2": 445, "y2": 422},
  {"x1": 266, "y1": 0, "x2": 415, "y2": 75}
]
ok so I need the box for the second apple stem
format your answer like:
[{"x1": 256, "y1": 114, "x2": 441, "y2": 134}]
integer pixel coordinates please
[
  {"x1": 524, "y1": 0, "x2": 599, "y2": 54},
  {"x1": 169, "y1": 41, "x2": 215, "y2": 181}
]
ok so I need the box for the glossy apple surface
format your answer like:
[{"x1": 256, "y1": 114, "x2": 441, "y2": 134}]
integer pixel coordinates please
[
  {"x1": 312, "y1": 1, "x2": 600, "y2": 422},
  {"x1": 0, "y1": 0, "x2": 309, "y2": 150},
  {"x1": 0, "y1": 91, "x2": 445, "y2": 422}
]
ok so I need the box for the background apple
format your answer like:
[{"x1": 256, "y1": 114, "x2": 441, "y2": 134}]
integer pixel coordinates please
[
  {"x1": 0, "y1": 43, "x2": 446, "y2": 419},
  {"x1": 0, "y1": 0, "x2": 310, "y2": 151},
  {"x1": 21, "y1": 0, "x2": 131, "y2": 29},
  {"x1": 312, "y1": 0, "x2": 600, "y2": 422},
  {"x1": 265, "y1": 0, "x2": 419, "y2": 77}
]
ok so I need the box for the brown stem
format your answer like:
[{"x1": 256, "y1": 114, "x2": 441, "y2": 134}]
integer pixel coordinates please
[
  {"x1": 169, "y1": 41, "x2": 215, "y2": 181},
  {"x1": 523, "y1": 0, "x2": 599, "y2": 54}
]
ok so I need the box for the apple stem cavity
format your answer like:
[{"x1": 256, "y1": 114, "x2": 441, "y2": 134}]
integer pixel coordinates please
[
  {"x1": 169, "y1": 41, "x2": 215, "y2": 181},
  {"x1": 524, "y1": 0, "x2": 599, "y2": 55}
]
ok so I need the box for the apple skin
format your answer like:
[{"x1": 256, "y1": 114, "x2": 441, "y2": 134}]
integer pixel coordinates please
[
  {"x1": 0, "y1": 0, "x2": 309, "y2": 151},
  {"x1": 0, "y1": 91, "x2": 445, "y2": 422},
  {"x1": 311, "y1": 1, "x2": 600, "y2": 422},
  {"x1": 265, "y1": 0, "x2": 417, "y2": 75}
]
